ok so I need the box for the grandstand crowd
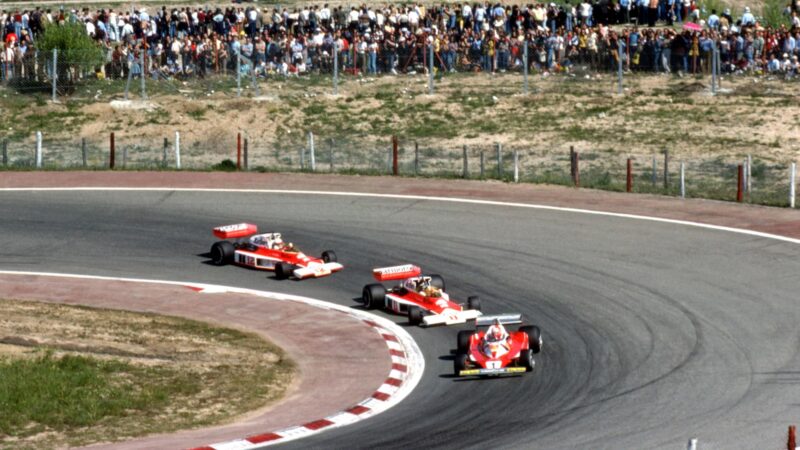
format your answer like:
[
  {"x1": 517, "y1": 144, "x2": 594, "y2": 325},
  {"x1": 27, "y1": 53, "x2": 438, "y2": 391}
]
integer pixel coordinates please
[{"x1": 3, "y1": 1, "x2": 800, "y2": 82}]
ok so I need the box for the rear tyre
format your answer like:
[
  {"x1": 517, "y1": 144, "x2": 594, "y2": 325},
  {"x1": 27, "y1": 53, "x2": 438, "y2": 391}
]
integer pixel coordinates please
[
  {"x1": 362, "y1": 284, "x2": 386, "y2": 310},
  {"x1": 520, "y1": 348, "x2": 535, "y2": 372},
  {"x1": 520, "y1": 325, "x2": 542, "y2": 354},
  {"x1": 467, "y1": 296, "x2": 481, "y2": 311},
  {"x1": 210, "y1": 241, "x2": 235, "y2": 266},
  {"x1": 429, "y1": 274, "x2": 445, "y2": 291},
  {"x1": 275, "y1": 262, "x2": 294, "y2": 280},
  {"x1": 408, "y1": 306, "x2": 424, "y2": 326},
  {"x1": 321, "y1": 250, "x2": 337, "y2": 263},
  {"x1": 454, "y1": 352, "x2": 468, "y2": 376},
  {"x1": 457, "y1": 330, "x2": 473, "y2": 353}
]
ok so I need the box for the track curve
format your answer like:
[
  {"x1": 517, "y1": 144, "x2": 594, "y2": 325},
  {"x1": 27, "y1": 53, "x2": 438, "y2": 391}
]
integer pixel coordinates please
[{"x1": 2, "y1": 189, "x2": 800, "y2": 449}]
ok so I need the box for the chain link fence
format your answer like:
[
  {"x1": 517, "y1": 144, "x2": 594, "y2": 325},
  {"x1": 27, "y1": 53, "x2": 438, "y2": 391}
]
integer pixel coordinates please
[{"x1": 2, "y1": 131, "x2": 796, "y2": 207}]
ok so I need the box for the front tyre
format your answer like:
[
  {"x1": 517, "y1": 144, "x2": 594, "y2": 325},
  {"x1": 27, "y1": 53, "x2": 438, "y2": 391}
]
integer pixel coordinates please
[
  {"x1": 321, "y1": 250, "x2": 337, "y2": 263},
  {"x1": 467, "y1": 295, "x2": 481, "y2": 311},
  {"x1": 362, "y1": 284, "x2": 386, "y2": 310},
  {"x1": 457, "y1": 330, "x2": 473, "y2": 353},
  {"x1": 520, "y1": 348, "x2": 535, "y2": 372},
  {"x1": 275, "y1": 262, "x2": 295, "y2": 280},
  {"x1": 408, "y1": 306, "x2": 424, "y2": 326},
  {"x1": 520, "y1": 325, "x2": 542, "y2": 354},
  {"x1": 210, "y1": 241, "x2": 235, "y2": 266},
  {"x1": 454, "y1": 352, "x2": 468, "y2": 376}
]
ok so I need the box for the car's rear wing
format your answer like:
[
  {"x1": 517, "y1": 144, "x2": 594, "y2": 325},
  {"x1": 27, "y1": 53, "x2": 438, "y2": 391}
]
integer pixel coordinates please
[
  {"x1": 476, "y1": 314, "x2": 523, "y2": 327},
  {"x1": 213, "y1": 223, "x2": 258, "y2": 239},
  {"x1": 372, "y1": 264, "x2": 422, "y2": 282}
]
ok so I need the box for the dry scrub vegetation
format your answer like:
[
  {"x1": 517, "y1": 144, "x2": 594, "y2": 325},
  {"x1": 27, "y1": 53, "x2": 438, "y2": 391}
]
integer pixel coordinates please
[{"x1": 0, "y1": 299, "x2": 295, "y2": 450}]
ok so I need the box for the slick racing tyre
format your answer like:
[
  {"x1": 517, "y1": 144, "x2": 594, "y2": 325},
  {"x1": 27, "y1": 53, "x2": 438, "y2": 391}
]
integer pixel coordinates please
[
  {"x1": 408, "y1": 306, "x2": 424, "y2": 326},
  {"x1": 519, "y1": 325, "x2": 542, "y2": 354},
  {"x1": 457, "y1": 330, "x2": 473, "y2": 353},
  {"x1": 467, "y1": 295, "x2": 481, "y2": 311},
  {"x1": 275, "y1": 262, "x2": 295, "y2": 280},
  {"x1": 321, "y1": 250, "x2": 337, "y2": 263},
  {"x1": 520, "y1": 348, "x2": 535, "y2": 372},
  {"x1": 211, "y1": 241, "x2": 235, "y2": 266},
  {"x1": 362, "y1": 284, "x2": 386, "y2": 310},
  {"x1": 454, "y1": 352, "x2": 468, "y2": 376},
  {"x1": 429, "y1": 274, "x2": 445, "y2": 291}
]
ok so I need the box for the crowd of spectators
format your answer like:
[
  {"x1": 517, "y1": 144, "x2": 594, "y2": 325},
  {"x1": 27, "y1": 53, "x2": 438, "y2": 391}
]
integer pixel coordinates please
[{"x1": 4, "y1": 1, "x2": 800, "y2": 83}]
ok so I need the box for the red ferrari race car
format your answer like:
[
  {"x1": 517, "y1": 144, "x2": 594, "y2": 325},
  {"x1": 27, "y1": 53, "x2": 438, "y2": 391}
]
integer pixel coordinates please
[
  {"x1": 361, "y1": 264, "x2": 482, "y2": 326},
  {"x1": 454, "y1": 314, "x2": 542, "y2": 377},
  {"x1": 209, "y1": 223, "x2": 343, "y2": 279}
]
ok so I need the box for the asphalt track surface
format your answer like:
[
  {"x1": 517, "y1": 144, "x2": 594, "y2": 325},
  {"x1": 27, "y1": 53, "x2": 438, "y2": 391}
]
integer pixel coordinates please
[{"x1": 2, "y1": 189, "x2": 800, "y2": 449}]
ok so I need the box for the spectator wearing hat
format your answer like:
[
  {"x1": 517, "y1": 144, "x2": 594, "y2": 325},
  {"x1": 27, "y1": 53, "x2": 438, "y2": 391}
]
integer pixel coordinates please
[{"x1": 741, "y1": 7, "x2": 755, "y2": 27}]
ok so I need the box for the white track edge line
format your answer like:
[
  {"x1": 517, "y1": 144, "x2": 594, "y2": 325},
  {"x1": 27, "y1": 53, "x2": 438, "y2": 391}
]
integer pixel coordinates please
[
  {"x1": 0, "y1": 270, "x2": 425, "y2": 448},
  {"x1": 4, "y1": 187, "x2": 799, "y2": 245}
]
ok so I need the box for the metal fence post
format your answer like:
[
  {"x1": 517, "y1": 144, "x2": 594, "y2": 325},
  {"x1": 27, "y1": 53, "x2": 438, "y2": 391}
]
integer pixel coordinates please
[
  {"x1": 333, "y1": 41, "x2": 339, "y2": 96},
  {"x1": 35, "y1": 131, "x2": 42, "y2": 168},
  {"x1": 680, "y1": 161, "x2": 685, "y2": 199},
  {"x1": 716, "y1": 44, "x2": 722, "y2": 89},
  {"x1": 523, "y1": 39, "x2": 529, "y2": 94},
  {"x1": 617, "y1": 39, "x2": 623, "y2": 95},
  {"x1": 174, "y1": 131, "x2": 181, "y2": 169},
  {"x1": 513, "y1": 150, "x2": 519, "y2": 183},
  {"x1": 244, "y1": 138, "x2": 249, "y2": 170},
  {"x1": 51, "y1": 48, "x2": 58, "y2": 102},
  {"x1": 140, "y1": 51, "x2": 146, "y2": 100},
  {"x1": 162, "y1": 137, "x2": 168, "y2": 168},
  {"x1": 626, "y1": 158, "x2": 632, "y2": 192},
  {"x1": 250, "y1": 59, "x2": 259, "y2": 96},
  {"x1": 124, "y1": 57, "x2": 133, "y2": 100},
  {"x1": 2, "y1": 139, "x2": 8, "y2": 166},
  {"x1": 109, "y1": 132, "x2": 115, "y2": 169},
  {"x1": 496, "y1": 143, "x2": 503, "y2": 178},
  {"x1": 790, "y1": 162, "x2": 796, "y2": 208},
  {"x1": 651, "y1": 154, "x2": 657, "y2": 186},
  {"x1": 480, "y1": 151, "x2": 485, "y2": 178},
  {"x1": 300, "y1": 146, "x2": 305, "y2": 170},
  {"x1": 462, "y1": 145, "x2": 468, "y2": 178},
  {"x1": 747, "y1": 154, "x2": 752, "y2": 194},
  {"x1": 81, "y1": 138, "x2": 87, "y2": 167},
  {"x1": 711, "y1": 43, "x2": 717, "y2": 95},
  {"x1": 392, "y1": 135, "x2": 399, "y2": 176},
  {"x1": 237, "y1": 132, "x2": 242, "y2": 170},
  {"x1": 329, "y1": 138, "x2": 334, "y2": 172},
  {"x1": 236, "y1": 53, "x2": 241, "y2": 97},
  {"x1": 428, "y1": 43, "x2": 434, "y2": 95},
  {"x1": 309, "y1": 132, "x2": 316, "y2": 172},
  {"x1": 663, "y1": 148, "x2": 669, "y2": 189},
  {"x1": 737, "y1": 164, "x2": 744, "y2": 202},
  {"x1": 414, "y1": 141, "x2": 419, "y2": 175}
]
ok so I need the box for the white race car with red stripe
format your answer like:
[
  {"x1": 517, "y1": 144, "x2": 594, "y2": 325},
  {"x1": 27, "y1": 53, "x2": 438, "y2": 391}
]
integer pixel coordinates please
[
  {"x1": 361, "y1": 264, "x2": 482, "y2": 327},
  {"x1": 209, "y1": 223, "x2": 343, "y2": 279}
]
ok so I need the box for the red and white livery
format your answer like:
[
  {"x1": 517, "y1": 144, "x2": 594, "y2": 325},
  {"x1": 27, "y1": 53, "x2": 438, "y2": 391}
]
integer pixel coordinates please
[
  {"x1": 454, "y1": 314, "x2": 543, "y2": 377},
  {"x1": 209, "y1": 223, "x2": 343, "y2": 279},
  {"x1": 361, "y1": 264, "x2": 482, "y2": 327}
]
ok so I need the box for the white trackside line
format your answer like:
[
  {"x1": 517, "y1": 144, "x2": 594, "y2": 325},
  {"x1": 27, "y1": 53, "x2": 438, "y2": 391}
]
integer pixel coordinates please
[
  {"x1": 3, "y1": 187, "x2": 800, "y2": 245},
  {"x1": 0, "y1": 271, "x2": 425, "y2": 449}
]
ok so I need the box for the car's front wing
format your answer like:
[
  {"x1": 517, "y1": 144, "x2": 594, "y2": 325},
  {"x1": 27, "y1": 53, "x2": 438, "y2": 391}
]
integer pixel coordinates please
[{"x1": 458, "y1": 367, "x2": 527, "y2": 376}]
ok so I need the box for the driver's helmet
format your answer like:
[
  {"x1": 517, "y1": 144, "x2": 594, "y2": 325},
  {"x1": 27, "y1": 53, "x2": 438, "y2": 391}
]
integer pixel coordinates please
[
  {"x1": 492, "y1": 327, "x2": 504, "y2": 341},
  {"x1": 273, "y1": 237, "x2": 283, "y2": 248}
]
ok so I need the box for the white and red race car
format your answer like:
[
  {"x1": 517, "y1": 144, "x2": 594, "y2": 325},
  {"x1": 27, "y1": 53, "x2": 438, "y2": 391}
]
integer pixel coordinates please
[
  {"x1": 209, "y1": 223, "x2": 343, "y2": 280},
  {"x1": 361, "y1": 264, "x2": 482, "y2": 326},
  {"x1": 454, "y1": 314, "x2": 542, "y2": 377}
]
